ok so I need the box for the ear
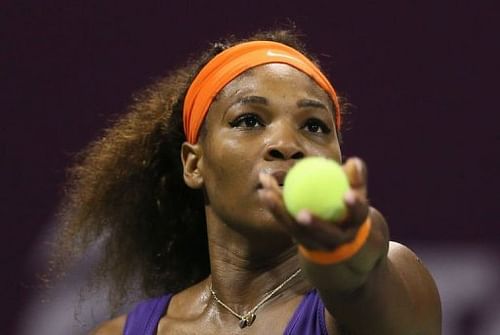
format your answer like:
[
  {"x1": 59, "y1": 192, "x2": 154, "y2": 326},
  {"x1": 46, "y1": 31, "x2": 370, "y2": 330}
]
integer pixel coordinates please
[{"x1": 181, "y1": 141, "x2": 204, "y2": 189}]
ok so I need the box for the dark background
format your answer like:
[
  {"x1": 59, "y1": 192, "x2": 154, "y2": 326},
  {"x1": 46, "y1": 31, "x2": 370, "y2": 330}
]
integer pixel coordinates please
[{"x1": 2, "y1": 1, "x2": 499, "y2": 333}]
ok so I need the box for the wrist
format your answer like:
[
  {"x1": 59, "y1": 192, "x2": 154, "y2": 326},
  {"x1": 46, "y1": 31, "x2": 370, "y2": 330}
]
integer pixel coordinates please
[{"x1": 298, "y1": 216, "x2": 372, "y2": 265}]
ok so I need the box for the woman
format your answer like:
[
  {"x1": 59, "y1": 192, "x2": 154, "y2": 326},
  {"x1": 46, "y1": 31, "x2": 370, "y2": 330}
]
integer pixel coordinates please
[{"x1": 57, "y1": 29, "x2": 441, "y2": 334}]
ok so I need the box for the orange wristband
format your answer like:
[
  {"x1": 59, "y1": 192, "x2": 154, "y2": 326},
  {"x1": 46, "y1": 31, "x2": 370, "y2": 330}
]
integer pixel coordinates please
[{"x1": 298, "y1": 216, "x2": 372, "y2": 265}]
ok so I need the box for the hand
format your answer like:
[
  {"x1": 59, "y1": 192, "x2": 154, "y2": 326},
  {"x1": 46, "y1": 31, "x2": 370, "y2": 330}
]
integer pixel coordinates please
[{"x1": 259, "y1": 157, "x2": 370, "y2": 251}]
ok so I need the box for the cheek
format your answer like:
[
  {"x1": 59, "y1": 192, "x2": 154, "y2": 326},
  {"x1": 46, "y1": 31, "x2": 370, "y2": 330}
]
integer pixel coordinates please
[
  {"x1": 202, "y1": 137, "x2": 257, "y2": 194},
  {"x1": 306, "y1": 141, "x2": 342, "y2": 163},
  {"x1": 331, "y1": 143, "x2": 342, "y2": 162}
]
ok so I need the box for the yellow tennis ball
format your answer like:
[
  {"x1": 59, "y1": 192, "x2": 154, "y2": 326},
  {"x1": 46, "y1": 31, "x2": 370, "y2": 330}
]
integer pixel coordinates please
[{"x1": 283, "y1": 157, "x2": 350, "y2": 222}]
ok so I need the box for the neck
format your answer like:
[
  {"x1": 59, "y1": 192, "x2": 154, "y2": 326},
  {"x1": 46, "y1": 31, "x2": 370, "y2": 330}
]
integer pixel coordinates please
[{"x1": 205, "y1": 210, "x2": 310, "y2": 314}]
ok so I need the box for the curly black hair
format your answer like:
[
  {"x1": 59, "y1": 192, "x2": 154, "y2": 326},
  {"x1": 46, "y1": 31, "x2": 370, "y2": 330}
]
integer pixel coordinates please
[{"x1": 52, "y1": 27, "x2": 346, "y2": 312}]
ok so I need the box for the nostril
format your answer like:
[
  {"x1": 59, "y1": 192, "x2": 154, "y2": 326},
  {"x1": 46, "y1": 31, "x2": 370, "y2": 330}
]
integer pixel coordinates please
[
  {"x1": 268, "y1": 149, "x2": 304, "y2": 160},
  {"x1": 269, "y1": 149, "x2": 285, "y2": 159}
]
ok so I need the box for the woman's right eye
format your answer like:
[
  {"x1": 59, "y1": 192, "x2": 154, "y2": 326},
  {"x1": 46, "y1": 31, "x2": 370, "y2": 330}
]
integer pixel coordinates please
[{"x1": 229, "y1": 114, "x2": 264, "y2": 128}]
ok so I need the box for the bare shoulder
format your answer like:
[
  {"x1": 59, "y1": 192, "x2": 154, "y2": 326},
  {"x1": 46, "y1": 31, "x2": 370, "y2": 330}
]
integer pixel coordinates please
[
  {"x1": 388, "y1": 241, "x2": 435, "y2": 280},
  {"x1": 388, "y1": 241, "x2": 440, "y2": 295},
  {"x1": 89, "y1": 315, "x2": 127, "y2": 335},
  {"x1": 388, "y1": 241, "x2": 422, "y2": 263},
  {"x1": 388, "y1": 241, "x2": 442, "y2": 333}
]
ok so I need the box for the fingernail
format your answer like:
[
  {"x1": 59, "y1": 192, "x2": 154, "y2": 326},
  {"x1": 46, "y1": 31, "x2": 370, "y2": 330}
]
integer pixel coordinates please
[
  {"x1": 344, "y1": 189, "x2": 357, "y2": 205},
  {"x1": 296, "y1": 210, "x2": 312, "y2": 225}
]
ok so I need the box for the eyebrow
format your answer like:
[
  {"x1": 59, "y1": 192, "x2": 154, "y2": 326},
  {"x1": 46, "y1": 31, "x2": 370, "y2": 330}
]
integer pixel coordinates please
[
  {"x1": 236, "y1": 96, "x2": 327, "y2": 109},
  {"x1": 222, "y1": 95, "x2": 268, "y2": 120},
  {"x1": 238, "y1": 95, "x2": 268, "y2": 105},
  {"x1": 297, "y1": 98, "x2": 328, "y2": 110}
]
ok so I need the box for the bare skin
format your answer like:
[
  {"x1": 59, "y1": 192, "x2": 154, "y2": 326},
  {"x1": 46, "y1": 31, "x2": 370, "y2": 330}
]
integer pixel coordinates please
[{"x1": 91, "y1": 64, "x2": 441, "y2": 334}]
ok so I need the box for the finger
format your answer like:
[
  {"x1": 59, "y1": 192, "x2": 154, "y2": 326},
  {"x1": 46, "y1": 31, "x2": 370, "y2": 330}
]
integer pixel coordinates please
[
  {"x1": 343, "y1": 189, "x2": 370, "y2": 227},
  {"x1": 259, "y1": 172, "x2": 282, "y2": 196},
  {"x1": 295, "y1": 210, "x2": 359, "y2": 249},
  {"x1": 259, "y1": 172, "x2": 362, "y2": 250},
  {"x1": 259, "y1": 186, "x2": 347, "y2": 249},
  {"x1": 343, "y1": 157, "x2": 367, "y2": 198},
  {"x1": 259, "y1": 187, "x2": 296, "y2": 231},
  {"x1": 259, "y1": 172, "x2": 293, "y2": 230}
]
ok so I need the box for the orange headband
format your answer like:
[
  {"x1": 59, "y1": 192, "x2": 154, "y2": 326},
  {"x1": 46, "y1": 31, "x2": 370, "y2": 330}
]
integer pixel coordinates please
[{"x1": 183, "y1": 41, "x2": 341, "y2": 144}]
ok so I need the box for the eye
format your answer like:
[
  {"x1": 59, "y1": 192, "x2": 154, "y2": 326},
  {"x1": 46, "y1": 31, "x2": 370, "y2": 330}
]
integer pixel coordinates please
[
  {"x1": 303, "y1": 118, "x2": 331, "y2": 134},
  {"x1": 229, "y1": 114, "x2": 264, "y2": 128}
]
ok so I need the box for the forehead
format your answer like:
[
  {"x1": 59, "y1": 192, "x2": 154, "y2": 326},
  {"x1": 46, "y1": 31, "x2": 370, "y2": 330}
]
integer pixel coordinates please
[{"x1": 216, "y1": 63, "x2": 333, "y2": 104}]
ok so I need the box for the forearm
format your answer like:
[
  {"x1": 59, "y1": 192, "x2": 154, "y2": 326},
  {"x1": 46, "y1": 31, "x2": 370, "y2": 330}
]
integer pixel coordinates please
[
  {"x1": 298, "y1": 208, "x2": 414, "y2": 334},
  {"x1": 299, "y1": 209, "x2": 441, "y2": 334}
]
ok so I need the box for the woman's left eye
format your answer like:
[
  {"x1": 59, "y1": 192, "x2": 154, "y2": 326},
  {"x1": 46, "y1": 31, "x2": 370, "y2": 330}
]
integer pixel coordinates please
[{"x1": 303, "y1": 118, "x2": 331, "y2": 134}]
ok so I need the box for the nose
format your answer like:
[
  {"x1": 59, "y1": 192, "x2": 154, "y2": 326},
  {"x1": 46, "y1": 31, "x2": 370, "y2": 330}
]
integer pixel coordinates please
[{"x1": 264, "y1": 126, "x2": 305, "y2": 161}]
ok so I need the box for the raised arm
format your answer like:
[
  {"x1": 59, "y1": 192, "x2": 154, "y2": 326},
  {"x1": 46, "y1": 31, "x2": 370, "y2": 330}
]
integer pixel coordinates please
[{"x1": 259, "y1": 157, "x2": 441, "y2": 335}]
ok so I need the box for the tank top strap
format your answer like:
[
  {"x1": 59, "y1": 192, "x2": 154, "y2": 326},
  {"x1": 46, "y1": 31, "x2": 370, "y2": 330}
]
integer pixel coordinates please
[
  {"x1": 123, "y1": 294, "x2": 173, "y2": 335},
  {"x1": 283, "y1": 290, "x2": 329, "y2": 335}
]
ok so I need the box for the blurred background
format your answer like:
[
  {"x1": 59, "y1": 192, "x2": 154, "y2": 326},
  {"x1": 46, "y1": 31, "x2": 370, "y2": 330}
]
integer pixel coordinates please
[{"x1": 2, "y1": 1, "x2": 499, "y2": 334}]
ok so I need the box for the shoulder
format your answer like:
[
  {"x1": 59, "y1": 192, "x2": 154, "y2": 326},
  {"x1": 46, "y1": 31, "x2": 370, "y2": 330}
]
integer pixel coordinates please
[
  {"x1": 388, "y1": 240, "x2": 436, "y2": 282},
  {"x1": 371, "y1": 208, "x2": 441, "y2": 310},
  {"x1": 388, "y1": 241, "x2": 442, "y2": 332},
  {"x1": 89, "y1": 315, "x2": 127, "y2": 335},
  {"x1": 387, "y1": 241, "x2": 440, "y2": 297}
]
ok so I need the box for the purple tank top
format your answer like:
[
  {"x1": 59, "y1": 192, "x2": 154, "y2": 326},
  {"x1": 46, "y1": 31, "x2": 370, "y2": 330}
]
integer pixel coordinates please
[{"x1": 123, "y1": 290, "x2": 328, "y2": 335}]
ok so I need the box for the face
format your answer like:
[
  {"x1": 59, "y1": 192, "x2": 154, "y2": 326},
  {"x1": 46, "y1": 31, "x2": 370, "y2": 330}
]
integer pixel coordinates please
[{"x1": 187, "y1": 63, "x2": 341, "y2": 234}]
